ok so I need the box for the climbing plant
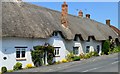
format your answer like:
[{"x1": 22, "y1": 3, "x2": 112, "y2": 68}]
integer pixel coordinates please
[{"x1": 31, "y1": 45, "x2": 54, "y2": 67}]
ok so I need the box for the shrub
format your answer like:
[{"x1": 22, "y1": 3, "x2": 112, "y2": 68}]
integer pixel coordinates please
[
  {"x1": 113, "y1": 46, "x2": 120, "y2": 53},
  {"x1": 66, "y1": 53, "x2": 74, "y2": 62},
  {"x1": 55, "y1": 61, "x2": 61, "y2": 64},
  {"x1": 26, "y1": 64, "x2": 33, "y2": 68},
  {"x1": 72, "y1": 56, "x2": 80, "y2": 61},
  {"x1": 7, "y1": 70, "x2": 13, "y2": 72},
  {"x1": 13, "y1": 62, "x2": 22, "y2": 70},
  {"x1": 1, "y1": 66, "x2": 7, "y2": 73},
  {"x1": 61, "y1": 58, "x2": 68, "y2": 63},
  {"x1": 102, "y1": 40, "x2": 110, "y2": 55},
  {"x1": 84, "y1": 53, "x2": 92, "y2": 59},
  {"x1": 79, "y1": 53, "x2": 85, "y2": 59},
  {"x1": 89, "y1": 52, "x2": 99, "y2": 56}
]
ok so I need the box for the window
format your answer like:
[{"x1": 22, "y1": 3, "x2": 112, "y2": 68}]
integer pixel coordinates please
[
  {"x1": 86, "y1": 46, "x2": 90, "y2": 53},
  {"x1": 53, "y1": 32, "x2": 58, "y2": 37},
  {"x1": 54, "y1": 47, "x2": 60, "y2": 56},
  {"x1": 97, "y1": 45, "x2": 100, "y2": 53},
  {"x1": 16, "y1": 47, "x2": 26, "y2": 59},
  {"x1": 73, "y1": 47, "x2": 79, "y2": 55}
]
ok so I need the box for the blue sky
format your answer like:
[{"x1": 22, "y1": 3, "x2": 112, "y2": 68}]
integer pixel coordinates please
[{"x1": 30, "y1": 2, "x2": 118, "y2": 28}]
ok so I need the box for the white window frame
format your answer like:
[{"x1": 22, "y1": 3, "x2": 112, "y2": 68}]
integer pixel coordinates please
[{"x1": 15, "y1": 47, "x2": 27, "y2": 60}]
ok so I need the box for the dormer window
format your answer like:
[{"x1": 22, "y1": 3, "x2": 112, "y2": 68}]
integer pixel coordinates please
[
  {"x1": 74, "y1": 36, "x2": 79, "y2": 41},
  {"x1": 53, "y1": 32, "x2": 58, "y2": 37}
]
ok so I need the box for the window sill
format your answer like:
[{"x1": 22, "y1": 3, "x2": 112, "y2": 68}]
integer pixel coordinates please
[
  {"x1": 54, "y1": 55, "x2": 60, "y2": 57},
  {"x1": 16, "y1": 58, "x2": 26, "y2": 61}
]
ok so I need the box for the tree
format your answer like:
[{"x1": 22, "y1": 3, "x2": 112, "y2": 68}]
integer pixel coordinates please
[{"x1": 102, "y1": 40, "x2": 110, "y2": 55}]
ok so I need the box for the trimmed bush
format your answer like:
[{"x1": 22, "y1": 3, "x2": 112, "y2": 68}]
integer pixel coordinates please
[
  {"x1": 13, "y1": 62, "x2": 22, "y2": 70},
  {"x1": 72, "y1": 56, "x2": 80, "y2": 61},
  {"x1": 1, "y1": 66, "x2": 7, "y2": 73}
]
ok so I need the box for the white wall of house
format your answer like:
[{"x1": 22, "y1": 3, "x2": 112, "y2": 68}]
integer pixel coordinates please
[
  {"x1": 1, "y1": 37, "x2": 34, "y2": 70},
  {"x1": 0, "y1": 34, "x2": 102, "y2": 70},
  {"x1": 48, "y1": 33, "x2": 66, "y2": 62},
  {"x1": 82, "y1": 38, "x2": 102, "y2": 55},
  {"x1": 0, "y1": 33, "x2": 67, "y2": 70}
]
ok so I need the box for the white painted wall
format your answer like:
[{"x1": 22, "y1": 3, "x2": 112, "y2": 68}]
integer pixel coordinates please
[
  {"x1": 0, "y1": 35, "x2": 102, "y2": 70},
  {"x1": 48, "y1": 33, "x2": 66, "y2": 62},
  {"x1": 1, "y1": 34, "x2": 67, "y2": 70},
  {"x1": 82, "y1": 38, "x2": 102, "y2": 55}
]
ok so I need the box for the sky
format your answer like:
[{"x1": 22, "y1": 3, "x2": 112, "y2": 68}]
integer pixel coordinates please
[{"x1": 28, "y1": 2, "x2": 118, "y2": 28}]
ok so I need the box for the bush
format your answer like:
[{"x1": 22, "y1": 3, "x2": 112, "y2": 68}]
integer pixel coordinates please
[
  {"x1": 72, "y1": 56, "x2": 80, "y2": 61},
  {"x1": 13, "y1": 62, "x2": 22, "y2": 70},
  {"x1": 66, "y1": 53, "x2": 74, "y2": 62},
  {"x1": 113, "y1": 46, "x2": 120, "y2": 53},
  {"x1": 55, "y1": 61, "x2": 61, "y2": 64},
  {"x1": 102, "y1": 40, "x2": 110, "y2": 55},
  {"x1": 84, "y1": 53, "x2": 91, "y2": 59},
  {"x1": 79, "y1": 53, "x2": 85, "y2": 59},
  {"x1": 1, "y1": 66, "x2": 7, "y2": 73},
  {"x1": 61, "y1": 58, "x2": 68, "y2": 63},
  {"x1": 7, "y1": 70, "x2": 13, "y2": 72},
  {"x1": 89, "y1": 52, "x2": 99, "y2": 56},
  {"x1": 26, "y1": 64, "x2": 33, "y2": 68}
]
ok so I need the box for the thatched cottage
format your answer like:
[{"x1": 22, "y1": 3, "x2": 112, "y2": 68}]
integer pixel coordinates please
[{"x1": 0, "y1": 1, "x2": 119, "y2": 70}]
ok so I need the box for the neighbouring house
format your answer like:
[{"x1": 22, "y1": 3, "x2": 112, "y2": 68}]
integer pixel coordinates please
[{"x1": 0, "y1": 1, "x2": 119, "y2": 70}]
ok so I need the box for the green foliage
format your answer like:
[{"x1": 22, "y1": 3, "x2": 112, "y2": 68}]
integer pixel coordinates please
[
  {"x1": 55, "y1": 61, "x2": 61, "y2": 64},
  {"x1": 31, "y1": 46, "x2": 43, "y2": 67},
  {"x1": 66, "y1": 53, "x2": 74, "y2": 62},
  {"x1": 102, "y1": 40, "x2": 111, "y2": 55},
  {"x1": 13, "y1": 62, "x2": 22, "y2": 70},
  {"x1": 79, "y1": 53, "x2": 85, "y2": 59},
  {"x1": 31, "y1": 45, "x2": 54, "y2": 66},
  {"x1": 72, "y1": 56, "x2": 80, "y2": 61},
  {"x1": 89, "y1": 52, "x2": 99, "y2": 56},
  {"x1": 7, "y1": 70, "x2": 13, "y2": 72},
  {"x1": 46, "y1": 46, "x2": 54, "y2": 65},
  {"x1": 113, "y1": 46, "x2": 120, "y2": 53},
  {"x1": 1, "y1": 66, "x2": 7, "y2": 73}
]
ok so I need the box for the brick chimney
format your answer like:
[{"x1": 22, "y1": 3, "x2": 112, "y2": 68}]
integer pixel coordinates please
[
  {"x1": 78, "y1": 10, "x2": 83, "y2": 18},
  {"x1": 106, "y1": 19, "x2": 110, "y2": 26},
  {"x1": 61, "y1": 2, "x2": 68, "y2": 28},
  {"x1": 86, "y1": 14, "x2": 90, "y2": 19}
]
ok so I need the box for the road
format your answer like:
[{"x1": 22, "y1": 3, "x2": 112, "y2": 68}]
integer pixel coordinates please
[{"x1": 16, "y1": 53, "x2": 119, "y2": 72}]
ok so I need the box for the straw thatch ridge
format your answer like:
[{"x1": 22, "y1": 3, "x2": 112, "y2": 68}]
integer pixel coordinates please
[{"x1": 2, "y1": 2, "x2": 118, "y2": 40}]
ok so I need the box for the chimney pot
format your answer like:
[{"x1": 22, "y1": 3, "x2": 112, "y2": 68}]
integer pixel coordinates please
[
  {"x1": 86, "y1": 14, "x2": 90, "y2": 19},
  {"x1": 106, "y1": 19, "x2": 110, "y2": 26},
  {"x1": 79, "y1": 10, "x2": 83, "y2": 17}
]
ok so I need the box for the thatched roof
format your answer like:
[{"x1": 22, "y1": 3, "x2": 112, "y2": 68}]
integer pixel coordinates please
[{"x1": 2, "y1": 2, "x2": 118, "y2": 40}]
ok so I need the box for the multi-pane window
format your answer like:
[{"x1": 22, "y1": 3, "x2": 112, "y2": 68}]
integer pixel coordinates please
[
  {"x1": 73, "y1": 47, "x2": 79, "y2": 55},
  {"x1": 16, "y1": 48, "x2": 26, "y2": 58},
  {"x1": 86, "y1": 46, "x2": 90, "y2": 53},
  {"x1": 54, "y1": 47, "x2": 60, "y2": 56}
]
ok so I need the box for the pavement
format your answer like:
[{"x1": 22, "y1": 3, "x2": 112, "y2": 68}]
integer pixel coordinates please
[{"x1": 16, "y1": 53, "x2": 119, "y2": 72}]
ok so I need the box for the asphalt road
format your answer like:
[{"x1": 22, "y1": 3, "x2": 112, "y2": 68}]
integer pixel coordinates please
[{"x1": 16, "y1": 53, "x2": 119, "y2": 72}]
